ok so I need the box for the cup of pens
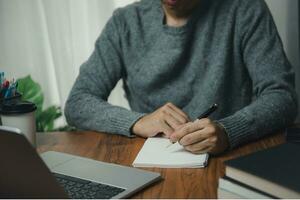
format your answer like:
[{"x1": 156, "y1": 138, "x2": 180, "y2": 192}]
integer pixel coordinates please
[
  {"x1": 0, "y1": 73, "x2": 20, "y2": 105},
  {"x1": 0, "y1": 72, "x2": 37, "y2": 147}
]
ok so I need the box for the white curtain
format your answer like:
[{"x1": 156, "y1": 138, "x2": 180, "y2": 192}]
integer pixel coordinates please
[
  {"x1": 0, "y1": 0, "x2": 133, "y2": 113},
  {"x1": 1, "y1": 0, "x2": 299, "y2": 125}
]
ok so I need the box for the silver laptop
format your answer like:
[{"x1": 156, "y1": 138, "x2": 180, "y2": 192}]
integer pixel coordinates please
[{"x1": 0, "y1": 126, "x2": 161, "y2": 199}]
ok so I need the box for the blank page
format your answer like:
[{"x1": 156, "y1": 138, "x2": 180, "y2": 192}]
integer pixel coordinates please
[{"x1": 133, "y1": 137, "x2": 209, "y2": 168}]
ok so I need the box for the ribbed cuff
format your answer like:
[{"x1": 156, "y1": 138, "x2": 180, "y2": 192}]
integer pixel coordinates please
[
  {"x1": 216, "y1": 113, "x2": 254, "y2": 149},
  {"x1": 109, "y1": 111, "x2": 146, "y2": 137}
]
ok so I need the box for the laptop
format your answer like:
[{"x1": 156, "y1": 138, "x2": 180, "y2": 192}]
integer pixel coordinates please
[{"x1": 0, "y1": 126, "x2": 161, "y2": 199}]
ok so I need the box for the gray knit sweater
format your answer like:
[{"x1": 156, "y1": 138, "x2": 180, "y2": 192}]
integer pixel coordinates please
[{"x1": 65, "y1": 0, "x2": 297, "y2": 148}]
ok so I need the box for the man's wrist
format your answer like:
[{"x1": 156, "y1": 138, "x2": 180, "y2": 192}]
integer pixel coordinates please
[
  {"x1": 130, "y1": 114, "x2": 146, "y2": 136},
  {"x1": 130, "y1": 116, "x2": 144, "y2": 136},
  {"x1": 215, "y1": 121, "x2": 230, "y2": 152}
]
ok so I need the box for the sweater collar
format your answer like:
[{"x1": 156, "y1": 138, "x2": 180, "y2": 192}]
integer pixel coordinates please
[{"x1": 151, "y1": 0, "x2": 207, "y2": 35}]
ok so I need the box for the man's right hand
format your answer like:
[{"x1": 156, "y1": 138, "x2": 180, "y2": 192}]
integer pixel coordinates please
[{"x1": 132, "y1": 103, "x2": 190, "y2": 138}]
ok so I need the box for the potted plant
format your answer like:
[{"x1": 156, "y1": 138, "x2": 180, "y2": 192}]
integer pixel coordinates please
[{"x1": 16, "y1": 75, "x2": 75, "y2": 132}]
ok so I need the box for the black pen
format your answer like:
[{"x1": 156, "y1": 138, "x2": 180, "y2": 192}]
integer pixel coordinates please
[
  {"x1": 197, "y1": 103, "x2": 218, "y2": 119},
  {"x1": 167, "y1": 103, "x2": 219, "y2": 148}
]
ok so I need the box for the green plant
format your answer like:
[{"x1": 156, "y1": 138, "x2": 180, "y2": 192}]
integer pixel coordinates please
[{"x1": 17, "y1": 75, "x2": 75, "y2": 132}]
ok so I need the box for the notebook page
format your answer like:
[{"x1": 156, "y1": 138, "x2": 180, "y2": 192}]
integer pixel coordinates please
[{"x1": 133, "y1": 137, "x2": 209, "y2": 168}]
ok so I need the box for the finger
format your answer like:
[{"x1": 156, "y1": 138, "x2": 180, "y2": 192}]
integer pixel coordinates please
[
  {"x1": 166, "y1": 103, "x2": 190, "y2": 122},
  {"x1": 168, "y1": 124, "x2": 185, "y2": 140},
  {"x1": 174, "y1": 124, "x2": 185, "y2": 131},
  {"x1": 164, "y1": 113, "x2": 182, "y2": 129},
  {"x1": 184, "y1": 138, "x2": 215, "y2": 153},
  {"x1": 170, "y1": 121, "x2": 206, "y2": 143},
  {"x1": 179, "y1": 123, "x2": 217, "y2": 146},
  {"x1": 173, "y1": 118, "x2": 214, "y2": 141},
  {"x1": 160, "y1": 121, "x2": 174, "y2": 138},
  {"x1": 165, "y1": 107, "x2": 189, "y2": 125},
  {"x1": 197, "y1": 118, "x2": 213, "y2": 126},
  {"x1": 179, "y1": 129, "x2": 211, "y2": 146}
]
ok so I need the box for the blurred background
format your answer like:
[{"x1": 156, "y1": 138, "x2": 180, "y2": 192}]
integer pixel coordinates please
[{"x1": 0, "y1": 0, "x2": 299, "y2": 128}]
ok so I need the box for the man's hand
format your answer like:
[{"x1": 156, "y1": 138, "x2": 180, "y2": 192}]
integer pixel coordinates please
[
  {"x1": 132, "y1": 103, "x2": 190, "y2": 138},
  {"x1": 170, "y1": 118, "x2": 229, "y2": 155}
]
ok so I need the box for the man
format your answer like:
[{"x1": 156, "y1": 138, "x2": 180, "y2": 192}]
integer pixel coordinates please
[{"x1": 65, "y1": 0, "x2": 297, "y2": 155}]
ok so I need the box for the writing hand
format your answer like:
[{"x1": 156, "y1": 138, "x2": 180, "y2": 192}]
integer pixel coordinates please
[{"x1": 170, "y1": 118, "x2": 229, "y2": 155}]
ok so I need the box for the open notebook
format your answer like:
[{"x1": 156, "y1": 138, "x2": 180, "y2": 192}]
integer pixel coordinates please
[{"x1": 133, "y1": 137, "x2": 209, "y2": 168}]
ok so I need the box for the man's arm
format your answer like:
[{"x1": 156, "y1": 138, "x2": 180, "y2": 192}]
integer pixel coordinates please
[
  {"x1": 170, "y1": 0, "x2": 298, "y2": 154},
  {"x1": 64, "y1": 10, "x2": 145, "y2": 137},
  {"x1": 65, "y1": 10, "x2": 190, "y2": 138},
  {"x1": 217, "y1": 0, "x2": 298, "y2": 148}
]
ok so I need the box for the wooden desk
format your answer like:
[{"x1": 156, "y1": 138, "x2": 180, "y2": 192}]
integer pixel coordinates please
[{"x1": 37, "y1": 131, "x2": 285, "y2": 199}]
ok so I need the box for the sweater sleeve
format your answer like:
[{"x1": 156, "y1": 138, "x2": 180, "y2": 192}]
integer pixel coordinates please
[
  {"x1": 217, "y1": 0, "x2": 298, "y2": 148},
  {"x1": 64, "y1": 10, "x2": 145, "y2": 137}
]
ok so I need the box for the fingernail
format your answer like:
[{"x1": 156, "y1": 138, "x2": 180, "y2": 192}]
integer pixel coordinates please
[
  {"x1": 170, "y1": 136, "x2": 177, "y2": 143},
  {"x1": 170, "y1": 134, "x2": 175, "y2": 139}
]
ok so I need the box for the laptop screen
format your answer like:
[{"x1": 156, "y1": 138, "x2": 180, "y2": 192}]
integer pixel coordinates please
[{"x1": 0, "y1": 127, "x2": 68, "y2": 198}]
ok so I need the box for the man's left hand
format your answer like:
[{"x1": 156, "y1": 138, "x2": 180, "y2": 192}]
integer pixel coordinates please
[{"x1": 170, "y1": 118, "x2": 229, "y2": 155}]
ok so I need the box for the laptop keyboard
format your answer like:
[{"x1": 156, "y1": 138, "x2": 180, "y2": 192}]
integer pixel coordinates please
[{"x1": 53, "y1": 173, "x2": 125, "y2": 199}]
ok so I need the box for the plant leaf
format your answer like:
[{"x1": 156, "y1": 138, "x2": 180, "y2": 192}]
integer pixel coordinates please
[
  {"x1": 16, "y1": 75, "x2": 75, "y2": 132},
  {"x1": 37, "y1": 106, "x2": 62, "y2": 132},
  {"x1": 17, "y1": 75, "x2": 44, "y2": 113}
]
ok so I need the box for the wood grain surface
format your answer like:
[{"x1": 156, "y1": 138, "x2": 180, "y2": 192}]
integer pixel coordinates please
[{"x1": 37, "y1": 131, "x2": 285, "y2": 199}]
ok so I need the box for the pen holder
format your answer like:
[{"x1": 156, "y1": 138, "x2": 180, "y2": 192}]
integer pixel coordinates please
[
  {"x1": 0, "y1": 92, "x2": 22, "y2": 105},
  {"x1": 0, "y1": 100, "x2": 37, "y2": 147},
  {"x1": 0, "y1": 92, "x2": 22, "y2": 125}
]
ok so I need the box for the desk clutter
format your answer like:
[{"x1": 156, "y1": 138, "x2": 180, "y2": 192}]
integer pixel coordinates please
[
  {"x1": 0, "y1": 73, "x2": 37, "y2": 145},
  {"x1": 0, "y1": 72, "x2": 18, "y2": 100},
  {"x1": 218, "y1": 143, "x2": 300, "y2": 199}
]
